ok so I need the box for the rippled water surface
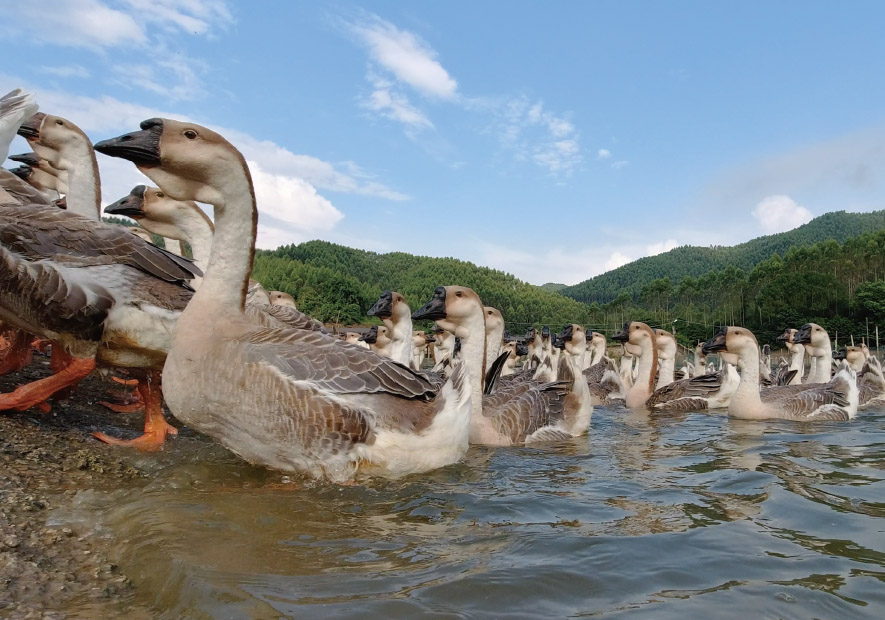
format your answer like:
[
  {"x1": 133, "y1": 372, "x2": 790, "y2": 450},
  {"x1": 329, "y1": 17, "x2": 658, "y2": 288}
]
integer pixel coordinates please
[{"x1": 61, "y1": 405, "x2": 885, "y2": 618}]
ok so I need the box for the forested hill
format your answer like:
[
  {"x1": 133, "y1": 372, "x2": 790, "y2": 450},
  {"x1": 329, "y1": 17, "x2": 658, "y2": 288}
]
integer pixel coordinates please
[
  {"x1": 560, "y1": 210, "x2": 885, "y2": 304},
  {"x1": 251, "y1": 241, "x2": 594, "y2": 327}
]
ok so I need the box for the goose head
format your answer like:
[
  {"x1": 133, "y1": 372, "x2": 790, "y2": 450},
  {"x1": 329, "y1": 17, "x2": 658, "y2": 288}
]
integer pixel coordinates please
[
  {"x1": 94, "y1": 118, "x2": 246, "y2": 208},
  {"x1": 129, "y1": 227, "x2": 156, "y2": 243},
  {"x1": 558, "y1": 324, "x2": 587, "y2": 358},
  {"x1": 412, "y1": 330, "x2": 433, "y2": 349},
  {"x1": 838, "y1": 345, "x2": 867, "y2": 372},
  {"x1": 793, "y1": 323, "x2": 830, "y2": 357},
  {"x1": 412, "y1": 286, "x2": 483, "y2": 339},
  {"x1": 18, "y1": 113, "x2": 92, "y2": 169},
  {"x1": 515, "y1": 342, "x2": 529, "y2": 357},
  {"x1": 105, "y1": 184, "x2": 212, "y2": 242},
  {"x1": 776, "y1": 328, "x2": 797, "y2": 347},
  {"x1": 702, "y1": 326, "x2": 758, "y2": 359},
  {"x1": 8, "y1": 152, "x2": 61, "y2": 178},
  {"x1": 344, "y1": 332, "x2": 363, "y2": 345},
  {"x1": 612, "y1": 321, "x2": 656, "y2": 350},
  {"x1": 269, "y1": 291, "x2": 296, "y2": 308},
  {"x1": 367, "y1": 291, "x2": 410, "y2": 326},
  {"x1": 484, "y1": 306, "x2": 505, "y2": 336},
  {"x1": 654, "y1": 329, "x2": 677, "y2": 359}
]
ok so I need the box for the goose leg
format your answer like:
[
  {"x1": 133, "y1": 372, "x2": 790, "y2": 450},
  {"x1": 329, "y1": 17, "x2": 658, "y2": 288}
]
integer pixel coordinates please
[
  {"x1": 99, "y1": 373, "x2": 146, "y2": 413},
  {"x1": 48, "y1": 345, "x2": 80, "y2": 401},
  {"x1": 0, "y1": 329, "x2": 34, "y2": 375},
  {"x1": 94, "y1": 371, "x2": 177, "y2": 450},
  {"x1": 0, "y1": 357, "x2": 96, "y2": 411}
]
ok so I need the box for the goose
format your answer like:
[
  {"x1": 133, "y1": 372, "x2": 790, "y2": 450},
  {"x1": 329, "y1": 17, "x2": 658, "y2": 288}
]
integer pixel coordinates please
[
  {"x1": 645, "y1": 361, "x2": 739, "y2": 413},
  {"x1": 836, "y1": 346, "x2": 885, "y2": 407},
  {"x1": 702, "y1": 327, "x2": 858, "y2": 421},
  {"x1": 358, "y1": 325, "x2": 393, "y2": 357},
  {"x1": 760, "y1": 344, "x2": 773, "y2": 384},
  {"x1": 8, "y1": 152, "x2": 64, "y2": 182},
  {"x1": 775, "y1": 328, "x2": 805, "y2": 385},
  {"x1": 104, "y1": 185, "x2": 327, "y2": 334},
  {"x1": 8, "y1": 159, "x2": 67, "y2": 197},
  {"x1": 410, "y1": 330, "x2": 434, "y2": 370},
  {"x1": 412, "y1": 286, "x2": 584, "y2": 445},
  {"x1": 17, "y1": 113, "x2": 101, "y2": 221},
  {"x1": 367, "y1": 291, "x2": 413, "y2": 366},
  {"x1": 499, "y1": 340, "x2": 527, "y2": 377},
  {"x1": 95, "y1": 118, "x2": 473, "y2": 481},
  {"x1": 677, "y1": 362, "x2": 693, "y2": 380},
  {"x1": 432, "y1": 326, "x2": 456, "y2": 368},
  {"x1": 619, "y1": 345, "x2": 635, "y2": 389},
  {"x1": 344, "y1": 331, "x2": 369, "y2": 349},
  {"x1": 793, "y1": 323, "x2": 833, "y2": 383},
  {"x1": 694, "y1": 344, "x2": 707, "y2": 376},
  {"x1": 483, "y1": 306, "x2": 505, "y2": 373},
  {"x1": 612, "y1": 321, "x2": 658, "y2": 409},
  {"x1": 584, "y1": 331, "x2": 607, "y2": 370},
  {"x1": 270, "y1": 291, "x2": 296, "y2": 308},
  {"x1": 654, "y1": 329, "x2": 677, "y2": 388}
]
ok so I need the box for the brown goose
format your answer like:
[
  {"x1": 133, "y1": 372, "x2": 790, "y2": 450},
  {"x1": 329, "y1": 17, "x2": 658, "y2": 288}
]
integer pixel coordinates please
[
  {"x1": 367, "y1": 291, "x2": 413, "y2": 366},
  {"x1": 95, "y1": 118, "x2": 472, "y2": 482},
  {"x1": 703, "y1": 327, "x2": 858, "y2": 421},
  {"x1": 413, "y1": 286, "x2": 587, "y2": 445},
  {"x1": 611, "y1": 321, "x2": 658, "y2": 409}
]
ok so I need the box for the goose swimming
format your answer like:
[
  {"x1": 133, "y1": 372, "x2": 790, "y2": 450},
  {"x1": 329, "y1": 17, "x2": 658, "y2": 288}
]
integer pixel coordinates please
[{"x1": 95, "y1": 118, "x2": 472, "y2": 481}]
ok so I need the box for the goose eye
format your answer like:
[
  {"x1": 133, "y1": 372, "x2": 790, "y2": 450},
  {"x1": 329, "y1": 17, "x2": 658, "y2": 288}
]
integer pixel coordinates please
[
  {"x1": 156, "y1": 192, "x2": 165, "y2": 198},
  {"x1": 55, "y1": 119, "x2": 63, "y2": 125},
  {"x1": 455, "y1": 292, "x2": 462, "y2": 297},
  {"x1": 184, "y1": 130, "x2": 197, "y2": 139}
]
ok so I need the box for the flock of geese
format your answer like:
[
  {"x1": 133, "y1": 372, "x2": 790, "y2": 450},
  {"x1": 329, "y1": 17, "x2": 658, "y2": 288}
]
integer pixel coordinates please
[{"x1": 1, "y1": 89, "x2": 884, "y2": 483}]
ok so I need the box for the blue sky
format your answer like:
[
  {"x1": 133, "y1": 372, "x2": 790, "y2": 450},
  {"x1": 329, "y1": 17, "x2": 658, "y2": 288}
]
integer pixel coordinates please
[{"x1": 3, "y1": 1, "x2": 885, "y2": 284}]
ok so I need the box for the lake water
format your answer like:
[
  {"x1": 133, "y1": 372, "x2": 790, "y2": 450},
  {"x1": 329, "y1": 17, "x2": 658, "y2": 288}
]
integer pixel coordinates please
[{"x1": 58, "y1": 404, "x2": 885, "y2": 618}]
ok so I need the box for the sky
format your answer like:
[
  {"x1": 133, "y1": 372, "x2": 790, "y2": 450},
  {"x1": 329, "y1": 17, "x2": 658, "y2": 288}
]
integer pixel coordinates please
[{"x1": 3, "y1": 1, "x2": 885, "y2": 285}]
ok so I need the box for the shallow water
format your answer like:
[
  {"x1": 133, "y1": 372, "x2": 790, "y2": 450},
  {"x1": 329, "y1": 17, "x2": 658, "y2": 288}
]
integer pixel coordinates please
[{"x1": 57, "y1": 405, "x2": 885, "y2": 618}]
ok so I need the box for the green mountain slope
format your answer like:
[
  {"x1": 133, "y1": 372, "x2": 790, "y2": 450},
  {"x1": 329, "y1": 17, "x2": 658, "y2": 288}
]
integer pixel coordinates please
[
  {"x1": 560, "y1": 210, "x2": 885, "y2": 304},
  {"x1": 251, "y1": 241, "x2": 594, "y2": 327}
]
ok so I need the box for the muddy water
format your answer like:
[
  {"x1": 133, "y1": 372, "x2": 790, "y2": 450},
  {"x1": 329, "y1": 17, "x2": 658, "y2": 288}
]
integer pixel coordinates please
[{"x1": 55, "y1": 405, "x2": 885, "y2": 618}]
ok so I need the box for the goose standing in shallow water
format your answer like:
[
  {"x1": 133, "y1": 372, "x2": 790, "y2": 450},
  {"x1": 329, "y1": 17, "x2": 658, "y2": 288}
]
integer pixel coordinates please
[
  {"x1": 612, "y1": 321, "x2": 658, "y2": 409},
  {"x1": 96, "y1": 118, "x2": 472, "y2": 481},
  {"x1": 702, "y1": 327, "x2": 858, "y2": 421}
]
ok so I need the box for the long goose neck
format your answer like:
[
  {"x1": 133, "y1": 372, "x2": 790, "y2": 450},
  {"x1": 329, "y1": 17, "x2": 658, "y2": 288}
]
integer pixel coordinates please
[
  {"x1": 385, "y1": 314, "x2": 412, "y2": 366},
  {"x1": 815, "y1": 340, "x2": 833, "y2": 382},
  {"x1": 174, "y1": 207, "x2": 214, "y2": 271},
  {"x1": 636, "y1": 337, "x2": 658, "y2": 396},
  {"x1": 457, "y1": 309, "x2": 488, "y2": 421},
  {"x1": 789, "y1": 344, "x2": 804, "y2": 372},
  {"x1": 734, "y1": 345, "x2": 763, "y2": 405},
  {"x1": 484, "y1": 323, "x2": 504, "y2": 371},
  {"x1": 188, "y1": 171, "x2": 257, "y2": 314},
  {"x1": 60, "y1": 144, "x2": 100, "y2": 220}
]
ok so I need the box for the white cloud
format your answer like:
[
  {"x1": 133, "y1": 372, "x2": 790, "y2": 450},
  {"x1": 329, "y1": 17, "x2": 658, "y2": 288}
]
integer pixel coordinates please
[
  {"x1": 38, "y1": 65, "x2": 92, "y2": 79},
  {"x1": 495, "y1": 97, "x2": 582, "y2": 177},
  {"x1": 752, "y1": 195, "x2": 813, "y2": 234},
  {"x1": 112, "y1": 56, "x2": 207, "y2": 102},
  {"x1": 611, "y1": 160, "x2": 629, "y2": 169},
  {"x1": 604, "y1": 252, "x2": 632, "y2": 272},
  {"x1": 362, "y1": 75, "x2": 433, "y2": 130},
  {"x1": 2, "y1": 1, "x2": 232, "y2": 50},
  {"x1": 597, "y1": 149, "x2": 611, "y2": 160},
  {"x1": 248, "y1": 160, "x2": 343, "y2": 233},
  {"x1": 351, "y1": 15, "x2": 457, "y2": 99},
  {"x1": 645, "y1": 239, "x2": 679, "y2": 256}
]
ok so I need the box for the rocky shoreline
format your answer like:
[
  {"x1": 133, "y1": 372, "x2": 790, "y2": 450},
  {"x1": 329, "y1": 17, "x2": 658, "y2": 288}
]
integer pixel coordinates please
[{"x1": 0, "y1": 353, "x2": 160, "y2": 618}]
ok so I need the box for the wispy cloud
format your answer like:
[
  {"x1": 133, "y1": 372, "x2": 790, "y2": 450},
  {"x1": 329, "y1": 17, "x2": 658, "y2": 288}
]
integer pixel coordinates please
[
  {"x1": 495, "y1": 96, "x2": 582, "y2": 177},
  {"x1": 112, "y1": 56, "x2": 208, "y2": 102},
  {"x1": 350, "y1": 14, "x2": 457, "y2": 100},
  {"x1": 38, "y1": 64, "x2": 92, "y2": 79},
  {"x1": 611, "y1": 160, "x2": 629, "y2": 170},
  {"x1": 752, "y1": 195, "x2": 813, "y2": 234},
  {"x1": 362, "y1": 73, "x2": 433, "y2": 130},
  {"x1": 597, "y1": 148, "x2": 611, "y2": 160},
  {"x1": 3, "y1": 0, "x2": 232, "y2": 50}
]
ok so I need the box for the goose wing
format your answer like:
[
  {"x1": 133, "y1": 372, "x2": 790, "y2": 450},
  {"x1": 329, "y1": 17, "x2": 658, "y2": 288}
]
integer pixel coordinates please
[
  {"x1": 243, "y1": 326, "x2": 438, "y2": 400},
  {"x1": 483, "y1": 381, "x2": 568, "y2": 443},
  {"x1": 646, "y1": 371, "x2": 723, "y2": 407},
  {"x1": 0, "y1": 202, "x2": 200, "y2": 285},
  {"x1": 584, "y1": 357, "x2": 616, "y2": 384},
  {"x1": 780, "y1": 380, "x2": 851, "y2": 420},
  {"x1": 0, "y1": 169, "x2": 51, "y2": 206},
  {"x1": 244, "y1": 302, "x2": 327, "y2": 333}
]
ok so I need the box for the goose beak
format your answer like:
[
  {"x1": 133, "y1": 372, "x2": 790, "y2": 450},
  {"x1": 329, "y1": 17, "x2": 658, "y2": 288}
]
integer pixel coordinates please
[
  {"x1": 702, "y1": 328, "x2": 728, "y2": 354},
  {"x1": 359, "y1": 326, "x2": 378, "y2": 344},
  {"x1": 558, "y1": 324, "x2": 574, "y2": 343},
  {"x1": 8, "y1": 153, "x2": 39, "y2": 166},
  {"x1": 611, "y1": 322, "x2": 630, "y2": 343},
  {"x1": 412, "y1": 287, "x2": 447, "y2": 321},
  {"x1": 516, "y1": 343, "x2": 529, "y2": 356},
  {"x1": 367, "y1": 291, "x2": 393, "y2": 319},
  {"x1": 776, "y1": 330, "x2": 791, "y2": 342},
  {"x1": 94, "y1": 118, "x2": 163, "y2": 167},
  {"x1": 9, "y1": 165, "x2": 31, "y2": 180},
  {"x1": 793, "y1": 324, "x2": 813, "y2": 345},
  {"x1": 54, "y1": 197, "x2": 67, "y2": 210},
  {"x1": 424, "y1": 334, "x2": 436, "y2": 344},
  {"x1": 553, "y1": 334, "x2": 565, "y2": 350},
  {"x1": 16, "y1": 113, "x2": 44, "y2": 140},
  {"x1": 104, "y1": 185, "x2": 148, "y2": 218}
]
